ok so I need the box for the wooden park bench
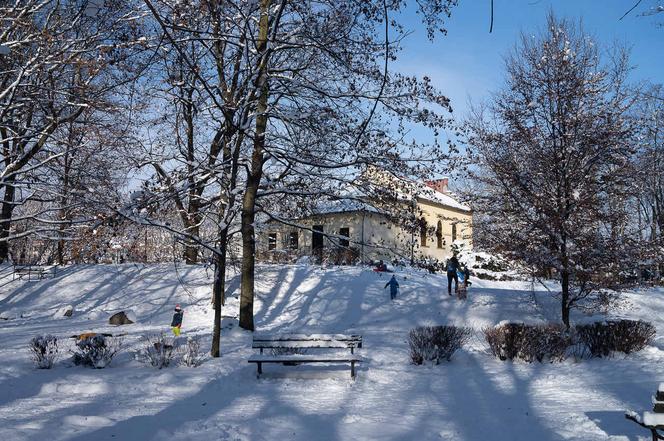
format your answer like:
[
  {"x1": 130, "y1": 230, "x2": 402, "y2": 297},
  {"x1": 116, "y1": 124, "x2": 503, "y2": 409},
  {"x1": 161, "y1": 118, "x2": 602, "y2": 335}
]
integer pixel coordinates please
[
  {"x1": 248, "y1": 334, "x2": 363, "y2": 380},
  {"x1": 13, "y1": 265, "x2": 56, "y2": 281},
  {"x1": 625, "y1": 383, "x2": 664, "y2": 440}
]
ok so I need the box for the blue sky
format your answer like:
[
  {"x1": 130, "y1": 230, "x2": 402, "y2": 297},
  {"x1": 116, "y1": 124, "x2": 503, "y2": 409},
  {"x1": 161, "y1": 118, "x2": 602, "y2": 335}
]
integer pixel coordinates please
[{"x1": 395, "y1": 0, "x2": 664, "y2": 118}]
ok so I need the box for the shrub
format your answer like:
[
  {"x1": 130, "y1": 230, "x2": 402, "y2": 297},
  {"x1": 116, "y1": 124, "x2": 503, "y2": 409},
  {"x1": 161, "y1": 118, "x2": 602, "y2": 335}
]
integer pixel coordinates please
[
  {"x1": 29, "y1": 335, "x2": 59, "y2": 369},
  {"x1": 575, "y1": 320, "x2": 656, "y2": 358},
  {"x1": 180, "y1": 337, "x2": 205, "y2": 367},
  {"x1": 518, "y1": 324, "x2": 570, "y2": 362},
  {"x1": 72, "y1": 335, "x2": 122, "y2": 368},
  {"x1": 484, "y1": 323, "x2": 525, "y2": 361},
  {"x1": 410, "y1": 258, "x2": 443, "y2": 274},
  {"x1": 409, "y1": 325, "x2": 471, "y2": 365},
  {"x1": 137, "y1": 334, "x2": 175, "y2": 369},
  {"x1": 484, "y1": 323, "x2": 570, "y2": 363}
]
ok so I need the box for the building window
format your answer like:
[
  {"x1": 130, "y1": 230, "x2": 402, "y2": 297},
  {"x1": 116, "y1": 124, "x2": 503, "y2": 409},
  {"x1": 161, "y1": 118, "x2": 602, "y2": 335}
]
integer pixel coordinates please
[
  {"x1": 289, "y1": 232, "x2": 298, "y2": 249},
  {"x1": 268, "y1": 233, "x2": 277, "y2": 250},
  {"x1": 452, "y1": 223, "x2": 457, "y2": 242},
  {"x1": 436, "y1": 220, "x2": 443, "y2": 249},
  {"x1": 419, "y1": 218, "x2": 427, "y2": 247},
  {"x1": 339, "y1": 227, "x2": 350, "y2": 247},
  {"x1": 312, "y1": 225, "x2": 324, "y2": 251}
]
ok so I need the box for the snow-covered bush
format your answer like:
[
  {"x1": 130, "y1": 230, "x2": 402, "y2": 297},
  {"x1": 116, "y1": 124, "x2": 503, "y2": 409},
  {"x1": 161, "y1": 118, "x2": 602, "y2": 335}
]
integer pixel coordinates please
[
  {"x1": 408, "y1": 325, "x2": 471, "y2": 365},
  {"x1": 484, "y1": 323, "x2": 570, "y2": 363},
  {"x1": 484, "y1": 323, "x2": 524, "y2": 361},
  {"x1": 517, "y1": 324, "x2": 570, "y2": 362},
  {"x1": 180, "y1": 337, "x2": 204, "y2": 367},
  {"x1": 575, "y1": 320, "x2": 655, "y2": 358},
  {"x1": 410, "y1": 257, "x2": 443, "y2": 274},
  {"x1": 320, "y1": 247, "x2": 360, "y2": 266},
  {"x1": 137, "y1": 334, "x2": 175, "y2": 369},
  {"x1": 29, "y1": 335, "x2": 59, "y2": 369},
  {"x1": 72, "y1": 335, "x2": 122, "y2": 368}
]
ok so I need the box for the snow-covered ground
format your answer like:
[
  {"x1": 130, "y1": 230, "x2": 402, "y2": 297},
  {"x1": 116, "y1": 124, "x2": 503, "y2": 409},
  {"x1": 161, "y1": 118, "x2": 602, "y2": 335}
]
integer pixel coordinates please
[{"x1": 1, "y1": 263, "x2": 663, "y2": 440}]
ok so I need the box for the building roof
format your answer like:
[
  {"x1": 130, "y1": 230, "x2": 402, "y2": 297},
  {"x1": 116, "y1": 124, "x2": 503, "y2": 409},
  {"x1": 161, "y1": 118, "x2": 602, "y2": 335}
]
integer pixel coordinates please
[
  {"x1": 308, "y1": 177, "x2": 471, "y2": 216},
  {"x1": 413, "y1": 182, "x2": 471, "y2": 212}
]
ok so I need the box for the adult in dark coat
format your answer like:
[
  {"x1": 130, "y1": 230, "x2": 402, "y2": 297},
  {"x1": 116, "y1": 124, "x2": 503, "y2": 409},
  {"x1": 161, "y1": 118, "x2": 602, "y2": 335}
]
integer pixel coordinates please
[{"x1": 446, "y1": 256, "x2": 459, "y2": 296}]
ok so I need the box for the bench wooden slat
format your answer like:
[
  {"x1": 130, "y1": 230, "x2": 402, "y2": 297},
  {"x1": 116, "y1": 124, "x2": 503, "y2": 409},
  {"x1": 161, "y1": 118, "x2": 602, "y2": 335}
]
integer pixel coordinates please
[
  {"x1": 252, "y1": 341, "x2": 356, "y2": 349},
  {"x1": 249, "y1": 334, "x2": 364, "y2": 380},
  {"x1": 249, "y1": 355, "x2": 363, "y2": 363},
  {"x1": 253, "y1": 333, "x2": 361, "y2": 342}
]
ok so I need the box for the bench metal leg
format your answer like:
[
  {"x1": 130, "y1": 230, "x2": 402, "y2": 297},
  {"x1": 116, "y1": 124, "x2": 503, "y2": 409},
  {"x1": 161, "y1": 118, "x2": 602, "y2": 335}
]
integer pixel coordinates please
[
  {"x1": 350, "y1": 347, "x2": 354, "y2": 354},
  {"x1": 351, "y1": 361, "x2": 356, "y2": 380},
  {"x1": 257, "y1": 362, "x2": 262, "y2": 378}
]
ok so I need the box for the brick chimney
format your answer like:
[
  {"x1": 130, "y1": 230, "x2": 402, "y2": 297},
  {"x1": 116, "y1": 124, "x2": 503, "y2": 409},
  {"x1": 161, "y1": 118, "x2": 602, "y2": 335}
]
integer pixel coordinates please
[{"x1": 425, "y1": 178, "x2": 449, "y2": 194}]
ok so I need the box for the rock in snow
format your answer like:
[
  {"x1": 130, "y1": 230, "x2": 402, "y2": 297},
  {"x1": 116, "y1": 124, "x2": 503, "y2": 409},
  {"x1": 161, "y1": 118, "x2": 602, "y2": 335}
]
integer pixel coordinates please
[
  {"x1": 108, "y1": 311, "x2": 134, "y2": 325},
  {"x1": 53, "y1": 305, "x2": 73, "y2": 318}
]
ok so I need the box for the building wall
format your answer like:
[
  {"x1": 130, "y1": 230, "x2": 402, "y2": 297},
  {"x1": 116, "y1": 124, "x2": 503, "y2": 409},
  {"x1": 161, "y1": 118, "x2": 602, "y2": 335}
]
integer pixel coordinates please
[
  {"x1": 258, "y1": 200, "x2": 472, "y2": 263},
  {"x1": 415, "y1": 198, "x2": 473, "y2": 261}
]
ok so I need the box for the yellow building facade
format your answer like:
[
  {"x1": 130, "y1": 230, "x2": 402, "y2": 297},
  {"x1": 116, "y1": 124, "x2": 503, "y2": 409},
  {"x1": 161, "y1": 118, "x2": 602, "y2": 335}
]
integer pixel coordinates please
[{"x1": 258, "y1": 178, "x2": 472, "y2": 264}]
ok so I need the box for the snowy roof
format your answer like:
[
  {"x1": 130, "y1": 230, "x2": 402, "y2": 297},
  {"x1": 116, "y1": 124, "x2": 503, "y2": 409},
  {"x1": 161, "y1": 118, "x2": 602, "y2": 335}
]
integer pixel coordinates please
[
  {"x1": 310, "y1": 184, "x2": 470, "y2": 215},
  {"x1": 413, "y1": 182, "x2": 471, "y2": 212}
]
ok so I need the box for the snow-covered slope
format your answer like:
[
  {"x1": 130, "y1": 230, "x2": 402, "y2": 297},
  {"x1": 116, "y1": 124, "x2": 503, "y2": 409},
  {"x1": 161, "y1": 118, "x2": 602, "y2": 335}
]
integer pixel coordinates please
[{"x1": 1, "y1": 263, "x2": 663, "y2": 440}]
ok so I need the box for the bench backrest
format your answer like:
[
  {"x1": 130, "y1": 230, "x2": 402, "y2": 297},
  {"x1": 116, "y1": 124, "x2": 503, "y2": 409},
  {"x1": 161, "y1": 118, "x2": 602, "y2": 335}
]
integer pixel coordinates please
[{"x1": 253, "y1": 334, "x2": 362, "y2": 349}]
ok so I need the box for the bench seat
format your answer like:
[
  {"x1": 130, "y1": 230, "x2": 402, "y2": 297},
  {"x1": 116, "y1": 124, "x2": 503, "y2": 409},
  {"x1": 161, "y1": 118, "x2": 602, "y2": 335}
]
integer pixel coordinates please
[
  {"x1": 253, "y1": 333, "x2": 361, "y2": 341},
  {"x1": 248, "y1": 354, "x2": 363, "y2": 379}
]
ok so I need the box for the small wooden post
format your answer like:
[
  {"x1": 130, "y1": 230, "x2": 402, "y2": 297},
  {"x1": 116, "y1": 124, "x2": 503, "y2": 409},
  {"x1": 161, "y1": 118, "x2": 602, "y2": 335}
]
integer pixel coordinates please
[
  {"x1": 351, "y1": 361, "x2": 355, "y2": 380},
  {"x1": 257, "y1": 362, "x2": 262, "y2": 378}
]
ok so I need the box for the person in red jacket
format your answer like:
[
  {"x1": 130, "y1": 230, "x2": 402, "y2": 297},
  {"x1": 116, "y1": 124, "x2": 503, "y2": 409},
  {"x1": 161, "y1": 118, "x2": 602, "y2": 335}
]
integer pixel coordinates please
[{"x1": 171, "y1": 304, "x2": 184, "y2": 336}]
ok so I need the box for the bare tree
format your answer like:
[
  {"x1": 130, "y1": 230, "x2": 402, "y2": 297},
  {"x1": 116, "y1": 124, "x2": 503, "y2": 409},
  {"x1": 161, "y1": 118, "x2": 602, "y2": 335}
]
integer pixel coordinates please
[
  {"x1": 467, "y1": 14, "x2": 637, "y2": 327},
  {"x1": 132, "y1": 0, "x2": 459, "y2": 353},
  {"x1": 633, "y1": 85, "x2": 664, "y2": 279},
  {"x1": 0, "y1": 0, "x2": 147, "y2": 262}
]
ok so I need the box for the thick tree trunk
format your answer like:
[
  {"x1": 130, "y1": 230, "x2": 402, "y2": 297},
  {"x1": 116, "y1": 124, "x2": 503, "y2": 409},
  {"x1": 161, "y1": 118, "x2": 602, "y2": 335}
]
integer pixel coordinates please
[
  {"x1": 239, "y1": 184, "x2": 258, "y2": 331},
  {"x1": 0, "y1": 180, "x2": 16, "y2": 263},
  {"x1": 238, "y1": 0, "x2": 270, "y2": 332},
  {"x1": 183, "y1": 239, "x2": 198, "y2": 264}
]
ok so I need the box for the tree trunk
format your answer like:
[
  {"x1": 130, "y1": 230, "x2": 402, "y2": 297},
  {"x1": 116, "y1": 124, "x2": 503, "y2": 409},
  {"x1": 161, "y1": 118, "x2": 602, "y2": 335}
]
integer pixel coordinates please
[
  {"x1": 561, "y1": 270, "x2": 570, "y2": 328},
  {"x1": 183, "y1": 240, "x2": 198, "y2": 264},
  {"x1": 0, "y1": 180, "x2": 16, "y2": 263},
  {"x1": 239, "y1": 183, "x2": 258, "y2": 331},
  {"x1": 211, "y1": 248, "x2": 225, "y2": 357},
  {"x1": 238, "y1": 0, "x2": 270, "y2": 332},
  {"x1": 57, "y1": 141, "x2": 71, "y2": 266}
]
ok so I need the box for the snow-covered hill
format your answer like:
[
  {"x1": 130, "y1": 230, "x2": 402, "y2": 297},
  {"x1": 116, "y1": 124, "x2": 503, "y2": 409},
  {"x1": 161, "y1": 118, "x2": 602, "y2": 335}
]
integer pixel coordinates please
[{"x1": 1, "y1": 263, "x2": 663, "y2": 440}]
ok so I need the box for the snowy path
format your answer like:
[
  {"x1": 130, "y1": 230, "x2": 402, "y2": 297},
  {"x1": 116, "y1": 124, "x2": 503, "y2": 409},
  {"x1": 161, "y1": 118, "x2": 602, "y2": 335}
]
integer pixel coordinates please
[{"x1": 0, "y1": 264, "x2": 662, "y2": 440}]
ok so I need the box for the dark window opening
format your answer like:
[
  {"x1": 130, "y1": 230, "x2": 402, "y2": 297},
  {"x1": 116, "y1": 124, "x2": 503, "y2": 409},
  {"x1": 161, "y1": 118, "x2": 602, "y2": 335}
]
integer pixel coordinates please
[
  {"x1": 289, "y1": 232, "x2": 299, "y2": 250},
  {"x1": 312, "y1": 225, "x2": 324, "y2": 251},
  {"x1": 452, "y1": 224, "x2": 457, "y2": 242},
  {"x1": 436, "y1": 220, "x2": 443, "y2": 249},
  {"x1": 339, "y1": 227, "x2": 350, "y2": 247},
  {"x1": 420, "y1": 218, "x2": 427, "y2": 247},
  {"x1": 268, "y1": 233, "x2": 277, "y2": 251}
]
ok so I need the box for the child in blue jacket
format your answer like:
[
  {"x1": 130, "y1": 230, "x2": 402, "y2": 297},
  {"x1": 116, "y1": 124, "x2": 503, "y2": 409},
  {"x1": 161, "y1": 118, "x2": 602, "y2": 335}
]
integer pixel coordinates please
[{"x1": 385, "y1": 275, "x2": 399, "y2": 300}]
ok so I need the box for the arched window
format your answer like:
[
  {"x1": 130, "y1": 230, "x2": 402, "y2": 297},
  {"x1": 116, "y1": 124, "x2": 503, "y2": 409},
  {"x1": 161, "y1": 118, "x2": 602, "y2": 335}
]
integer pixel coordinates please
[
  {"x1": 452, "y1": 223, "x2": 457, "y2": 242},
  {"x1": 436, "y1": 220, "x2": 443, "y2": 249},
  {"x1": 419, "y1": 218, "x2": 427, "y2": 247}
]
